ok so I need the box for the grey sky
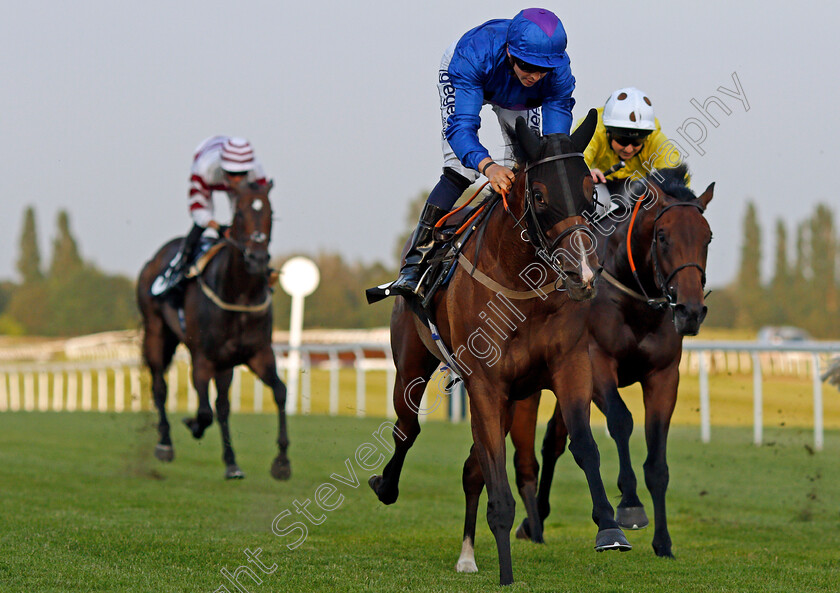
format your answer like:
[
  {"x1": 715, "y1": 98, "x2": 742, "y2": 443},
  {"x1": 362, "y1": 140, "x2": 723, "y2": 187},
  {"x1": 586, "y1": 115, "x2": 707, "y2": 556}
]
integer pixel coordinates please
[{"x1": 1, "y1": 1, "x2": 836, "y2": 288}]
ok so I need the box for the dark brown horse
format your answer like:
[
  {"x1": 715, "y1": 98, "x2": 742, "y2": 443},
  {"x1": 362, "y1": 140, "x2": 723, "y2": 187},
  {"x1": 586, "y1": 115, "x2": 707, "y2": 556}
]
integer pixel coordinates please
[
  {"x1": 368, "y1": 111, "x2": 630, "y2": 586},
  {"x1": 499, "y1": 165, "x2": 714, "y2": 557},
  {"x1": 136, "y1": 180, "x2": 290, "y2": 480}
]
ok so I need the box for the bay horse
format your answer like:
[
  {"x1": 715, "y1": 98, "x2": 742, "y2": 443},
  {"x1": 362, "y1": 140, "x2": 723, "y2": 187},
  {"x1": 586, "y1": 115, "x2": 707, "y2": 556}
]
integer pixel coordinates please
[
  {"x1": 136, "y1": 180, "x2": 290, "y2": 481},
  {"x1": 497, "y1": 165, "x2": 714, "y2": 557},
  {"x1": 369, "y1": 110, "x2": 630, "y2": 586}
]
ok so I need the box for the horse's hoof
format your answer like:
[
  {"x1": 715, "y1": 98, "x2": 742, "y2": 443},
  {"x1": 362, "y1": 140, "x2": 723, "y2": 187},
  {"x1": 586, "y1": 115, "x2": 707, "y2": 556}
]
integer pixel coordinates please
[
  {"x1": 368, "y1": 475, "x2": 398, "y2": 505},
  {"x1": 595, "y1": 528, "x2": 632, "y2": 552},
  {"x1": 455, "y1": 559, "x2": 478, "y2": 573},
  {"x1": 154, "y1": 444, "x2": 174, "y2": 462},
  {"x1": 515, "y1": 519, "x2": 531, "y2": 540},
  {"x1": 225, "y1": 465, "x2": 245, "y2": 480},
  {"x1": 616, "y1": 506, "x2": 649, "y2": 530},
  {"x1": 270, "y1": 457, "x2": 291, "y2": 481},
  {"x1": 182, "y1": 417, "x2": 205, "y2": 439},
  {"x1": 652, "y1": 541, "x2": 674, "y2": 558}
]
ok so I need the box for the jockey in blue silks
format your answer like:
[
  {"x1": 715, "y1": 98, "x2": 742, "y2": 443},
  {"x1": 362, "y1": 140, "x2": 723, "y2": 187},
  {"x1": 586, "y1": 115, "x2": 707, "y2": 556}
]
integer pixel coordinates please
[{"x1": 390, "y1": 8, "x2": 576, "y2": 297}]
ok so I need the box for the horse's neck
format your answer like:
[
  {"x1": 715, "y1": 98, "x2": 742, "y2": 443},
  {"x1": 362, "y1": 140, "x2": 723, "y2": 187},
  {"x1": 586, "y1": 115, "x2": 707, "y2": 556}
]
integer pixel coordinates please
[
  {"x1": 469, "y1": 197, "x2": 541, "y2": 284},
  {"x1": 605, "y1": 209, "x2": 658, "y2": 290},
  {"x1": 211, "y1": 244, "x2": 265, "y2": 298}
]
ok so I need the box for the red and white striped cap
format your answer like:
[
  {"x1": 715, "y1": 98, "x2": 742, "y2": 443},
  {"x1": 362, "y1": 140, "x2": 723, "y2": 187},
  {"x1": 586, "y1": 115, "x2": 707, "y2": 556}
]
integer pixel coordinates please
[{"x1": 220, "y1": 137, "x2": 256, "y2": 173}]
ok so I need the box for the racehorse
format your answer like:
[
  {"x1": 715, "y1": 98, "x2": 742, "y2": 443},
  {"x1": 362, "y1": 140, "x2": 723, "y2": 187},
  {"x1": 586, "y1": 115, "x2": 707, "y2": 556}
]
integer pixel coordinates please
[
  {"x1": 494, "y1": 165, "x2": 714, "y2": 557},
  {"x1": 136, "y1": 180, "x2": 291, "y2": 481},
  {"x1": 368, "y1": 110, "x2": 631, "y2": 586}
]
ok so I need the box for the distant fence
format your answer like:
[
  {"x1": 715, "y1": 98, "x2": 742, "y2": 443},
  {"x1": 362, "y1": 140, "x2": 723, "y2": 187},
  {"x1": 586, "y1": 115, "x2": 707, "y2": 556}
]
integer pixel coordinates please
[
  {"x1": 1, "y1": 339, "x2": 838, "y2": 451},
  {"x1": 682, "y1": 341, "x2": 840, "y2": 452}
]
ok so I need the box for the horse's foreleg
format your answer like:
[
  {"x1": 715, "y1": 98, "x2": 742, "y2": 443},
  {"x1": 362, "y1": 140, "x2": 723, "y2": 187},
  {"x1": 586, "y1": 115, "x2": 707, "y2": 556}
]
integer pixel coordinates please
[
  {"x1": 455, "y1": 444, "x2": 484, "y2": 573},
  {"x1": 552, "y1": 349, "x2": 630, "y2": 552},
  {"x1": 469, "y1": 390, "x2": 516, "y2": 586},
  {"x1": 641, "y1": 366, "x2": 679, "y2": 558},
  {"x1": 142, "y1": 315, "x2": 179, "y2": 461},
  {"x1": 247, "y1": 347, "x2": 290, "y2": 481},
  {"x1": 214, "y1": 368, "x2": 243, "y2": 480},
  {"x1": 510, "y1": 393, "x2": 544, "y2": 544},
  {"x1": 184, "y1": 357, "x2": 214, "y2": 439}
]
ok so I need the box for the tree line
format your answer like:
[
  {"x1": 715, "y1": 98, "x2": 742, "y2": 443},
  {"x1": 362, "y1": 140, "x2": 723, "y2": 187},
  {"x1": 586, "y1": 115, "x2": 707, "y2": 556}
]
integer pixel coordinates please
[
  {"x1": 704, "y1": 202, "x2": 839, "y2": 338},
  {"x1": 1, "y1": 199, "x2": 837, "y2": 337}
]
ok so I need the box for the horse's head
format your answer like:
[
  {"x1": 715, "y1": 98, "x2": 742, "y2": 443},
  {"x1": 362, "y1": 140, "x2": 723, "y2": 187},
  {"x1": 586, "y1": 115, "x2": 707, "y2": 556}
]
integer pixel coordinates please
[
  {"x1": 228, "y1": 180, "x2": 274, "y2": 276},
  {"x1": 512, "y1": 108, "x2": 601, "y2": 301},
  {"x1": 644, "y1": 168, "x2": 715, "y2": 335}
]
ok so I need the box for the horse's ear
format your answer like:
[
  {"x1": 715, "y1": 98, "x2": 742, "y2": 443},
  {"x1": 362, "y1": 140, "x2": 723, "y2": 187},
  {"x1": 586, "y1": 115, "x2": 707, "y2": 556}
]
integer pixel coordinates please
[
  {"x1": 570, "y1": 108, "x2": 598, "y2": 153},
  {"x1": 697, "y1": 182, "x2": 714, "y2": 209},
  {"x1": 515, "y1": 116, "x2": 542, "y2": 161},
  {"x1": 267, "y1": 179, "x2": 274, "y2": 192}
]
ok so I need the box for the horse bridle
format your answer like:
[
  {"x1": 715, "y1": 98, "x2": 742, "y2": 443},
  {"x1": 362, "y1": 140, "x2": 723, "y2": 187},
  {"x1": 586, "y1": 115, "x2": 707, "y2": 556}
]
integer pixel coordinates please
[
  {"x1": 224, "y1": 230, "x2": 268, "y2": 258},
  {"x1": 629, "y1": 200, "x2": 708, "y2": 309},
  {"x1": 511, "y1": 151, "x2": 593, "y2": 276}
]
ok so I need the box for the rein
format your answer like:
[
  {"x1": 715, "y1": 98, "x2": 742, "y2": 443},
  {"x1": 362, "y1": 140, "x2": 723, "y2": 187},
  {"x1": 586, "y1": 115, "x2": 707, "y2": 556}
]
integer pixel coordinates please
[
  {"x1": 196, "y1": 274, "x2": 273, "y2": 313},
  {"x1": 624, "y1": 197, "x2": 707, "y2": 309}
]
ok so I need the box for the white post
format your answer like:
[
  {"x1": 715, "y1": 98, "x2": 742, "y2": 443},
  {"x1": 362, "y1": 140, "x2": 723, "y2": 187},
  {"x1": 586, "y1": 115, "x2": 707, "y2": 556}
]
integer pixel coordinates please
[
  {"x1": 167, "y1": 364, "x2": 179, "y2": 412},
  {"x1": 287, "y1": 294, "x2": 304, "y2": 416},
  {"x1": 280, "y1": 257, "x2": 320, "y2": 418},
  {"x1": 385, "y1": 349, "x2": 396, "y2": 421},
  {"x1": 98, "y1": 369, "x2": 109, "y2": 412},
  {"x1": 231, "y1": 366, "x2": 242, "y2": 413},
  {"x1": 187, "y1": 379, "x2": 197, "y2": 412},
  {"x1": 82, "y1": 370, "x2": 93, "y2": 411},
  {"x1": 812, "y1": 353, "x2": 824, "y2": 452},
  {"x1": 24, "y1": 372, "x2": 35, "y2": 411},
  {"x1": 0, "y1": 371, "x2": 7, "y2": 412},
  {"x1": 301, "y1": 351, "x2": 312, "y2": 415},
  {"x1": 752, "y1": 352, "x2": 762, "y2": 446},
  {"x1": 130, "y1": 367, "x2": 142, "y2": 411},
  {"x1": 355, "y1": 347, "x2": 366, "y2": 418},
  {"x1": 253, "y1": 371, "x2": 264, "y2": 413},
  {"x1": 38, "y1": 371, "x2": 49, "y2": 411},
  {"x1": 67, "y1": 371, "x2": 77, "y2": 412},
  {"x1": 699, "y1": 351, "x2": 710, "y2": 443},
  {"x1": 114, "y1": 368, "x2": 125, "y2": 412},
  {"x1": 328, "y1": 350, "x2": 339, "y2": 416},
  {"x1": 53, "y1": 371, "x2": 64, "y2": 411},
  {"x1": 450, "y1": 373, "x2": 462, "y2": 423}
]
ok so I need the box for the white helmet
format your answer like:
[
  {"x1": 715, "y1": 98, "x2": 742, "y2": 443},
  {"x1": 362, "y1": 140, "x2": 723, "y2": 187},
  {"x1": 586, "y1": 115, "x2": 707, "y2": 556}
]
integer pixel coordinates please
[
  {"x1": 220, "y1": 137, "x2": 256, "y2": 173},
  {"x1": 602, "y1": 87, "x2": 656, "y2": 137}
]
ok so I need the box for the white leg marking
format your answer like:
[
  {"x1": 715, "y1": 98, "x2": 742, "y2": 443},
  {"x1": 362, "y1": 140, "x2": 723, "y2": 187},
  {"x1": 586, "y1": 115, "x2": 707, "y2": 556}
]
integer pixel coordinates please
[{"x1": 455, "y1": 536, "x2": 478, "y2": 573}]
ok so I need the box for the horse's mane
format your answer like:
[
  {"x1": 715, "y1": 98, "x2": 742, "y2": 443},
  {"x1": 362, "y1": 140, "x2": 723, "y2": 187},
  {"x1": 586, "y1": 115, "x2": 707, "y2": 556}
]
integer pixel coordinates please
[{"x1": 630, "y1": 164, "x2": 695, "y2": 202}]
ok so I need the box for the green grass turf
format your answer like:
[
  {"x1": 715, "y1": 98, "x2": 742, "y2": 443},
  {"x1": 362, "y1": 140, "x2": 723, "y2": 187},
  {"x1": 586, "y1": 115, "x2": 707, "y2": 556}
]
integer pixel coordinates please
[{"x1": 0, "y1": 412, "x2": 838, "y2": 592}]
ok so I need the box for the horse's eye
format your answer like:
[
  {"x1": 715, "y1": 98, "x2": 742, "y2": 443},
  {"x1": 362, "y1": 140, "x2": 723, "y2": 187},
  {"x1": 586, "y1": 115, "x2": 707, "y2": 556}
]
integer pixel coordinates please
[
  {"x1": 533, "y1": 190, "x2": 545, "y2": 204},
  {"x1": 657, "y1": 230, "x2": 668, "y2": 244}
]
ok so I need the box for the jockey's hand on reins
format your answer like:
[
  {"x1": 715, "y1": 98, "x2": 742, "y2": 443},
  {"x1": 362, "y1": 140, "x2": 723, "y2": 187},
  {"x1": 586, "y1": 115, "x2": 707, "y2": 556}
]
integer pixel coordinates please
[{"x1": 485, "y1": 163, "x2": 515, "y2": 194}]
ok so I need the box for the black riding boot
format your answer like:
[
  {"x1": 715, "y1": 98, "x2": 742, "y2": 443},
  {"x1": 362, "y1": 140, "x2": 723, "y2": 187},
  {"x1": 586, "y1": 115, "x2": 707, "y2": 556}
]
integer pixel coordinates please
[
  {"x1": 151, "y1": 224, "x2": 203, "y2": 297},
  {"x1": 390, "y1": 203, "x2": 449, "y2": 297}
]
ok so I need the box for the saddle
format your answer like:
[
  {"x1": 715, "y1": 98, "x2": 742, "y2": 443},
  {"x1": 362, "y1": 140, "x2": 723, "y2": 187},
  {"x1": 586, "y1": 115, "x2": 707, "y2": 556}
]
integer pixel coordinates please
[
  {"x1": 185, "y1": 238, "x2": 226, "y2": 280},
  {"x1": 365, "y1": 195, "x2": 501, "y2": 307}
]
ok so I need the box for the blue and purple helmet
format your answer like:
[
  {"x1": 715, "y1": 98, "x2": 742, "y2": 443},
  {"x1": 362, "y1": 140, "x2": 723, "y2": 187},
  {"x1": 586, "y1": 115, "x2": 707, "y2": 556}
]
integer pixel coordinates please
[{"x1": 506, "y1": 8, "x2": 567, "y2": 69}]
